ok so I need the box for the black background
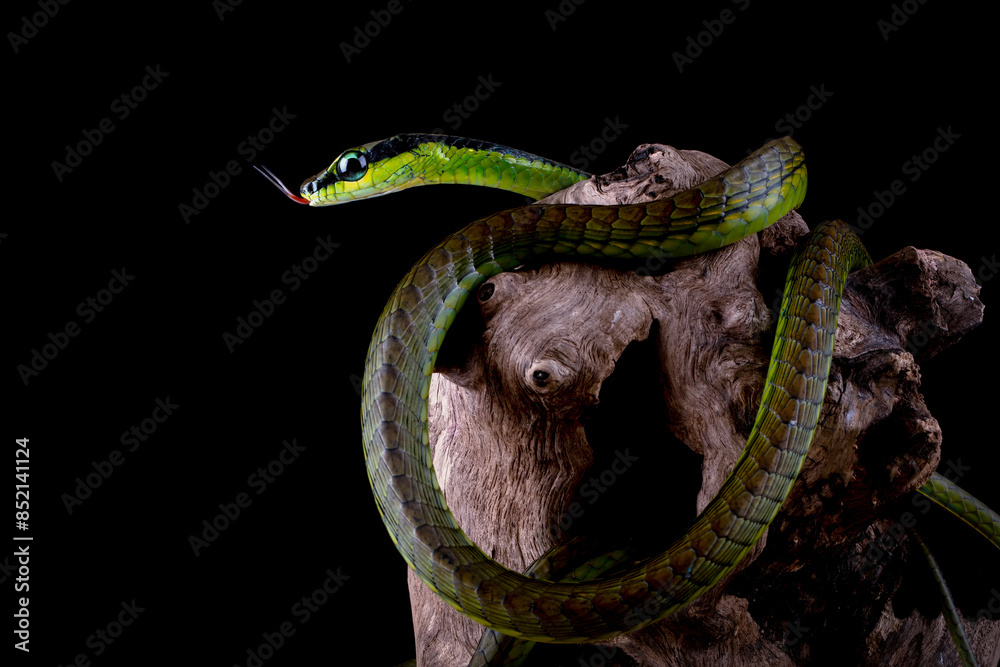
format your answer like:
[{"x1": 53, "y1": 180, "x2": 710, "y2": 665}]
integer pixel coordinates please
[{"x1": 5, "y1": 1, "x2": 998, "y2": 665}]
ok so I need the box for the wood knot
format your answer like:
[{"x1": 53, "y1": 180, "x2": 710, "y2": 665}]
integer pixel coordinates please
[{"x1": 523, "y1": 358, "x2": 573, "y2": 395}]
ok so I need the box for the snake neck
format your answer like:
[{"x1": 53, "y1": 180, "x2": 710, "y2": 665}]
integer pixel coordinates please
[{"x1": 397, "y1": 134, "x2": 591, "y2": 200}]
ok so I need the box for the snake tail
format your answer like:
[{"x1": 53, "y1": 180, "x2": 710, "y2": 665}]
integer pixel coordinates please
[
  {"x1": 914, "y1": 471, "x2": 1000, "y2": 666},
  {"x1": 911, "y1": 530, "x2": 980, "y2": 667},
  {"x1": 918, "y1": 472, "x2": 1000, "y2": 550}
]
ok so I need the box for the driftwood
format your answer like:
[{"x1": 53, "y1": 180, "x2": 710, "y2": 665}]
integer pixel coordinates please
[{"x1": 406, "y1": 142, "x2": 999, "y2": 666}]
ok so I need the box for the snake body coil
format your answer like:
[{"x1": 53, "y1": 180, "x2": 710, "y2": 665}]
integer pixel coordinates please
[
  {"x1": 260, "y1": 134, "x2": 997, "y2": 659},
  {"x1": 355, "y1": 136, "x2": 865, "y2": 641}
]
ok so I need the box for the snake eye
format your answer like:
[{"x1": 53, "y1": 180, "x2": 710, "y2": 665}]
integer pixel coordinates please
[{"x1": 333, "y1": 149, "x2": 369, "y2": 181}]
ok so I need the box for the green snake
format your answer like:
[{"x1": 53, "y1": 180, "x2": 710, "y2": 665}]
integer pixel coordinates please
[{"x1": 257, "y1": 134, "x2": 999, "y2": 663}]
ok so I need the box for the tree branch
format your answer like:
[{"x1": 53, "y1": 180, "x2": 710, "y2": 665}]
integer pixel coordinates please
[{"x1": 406, "y1": 142, "x2": 998, "y2": 667}]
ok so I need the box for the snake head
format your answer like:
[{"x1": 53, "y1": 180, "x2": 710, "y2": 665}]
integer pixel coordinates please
[
  {"x1": 254, "y1": 139, "x2": 387, "y2": 206},
  {"x1": 298, "y1": 137, "x2": 423, "y2": 206},
  {"x1": 299, "y1": 144, "x2": 375, "y2": 205},
  {"x1": 302, "y1": 135, "x2": 457, "y2": 206}
]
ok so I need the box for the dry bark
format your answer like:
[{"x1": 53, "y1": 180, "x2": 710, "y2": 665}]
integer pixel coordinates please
[{"x1": 405, "y1": 142, "x2": 999, "y2": 666}]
